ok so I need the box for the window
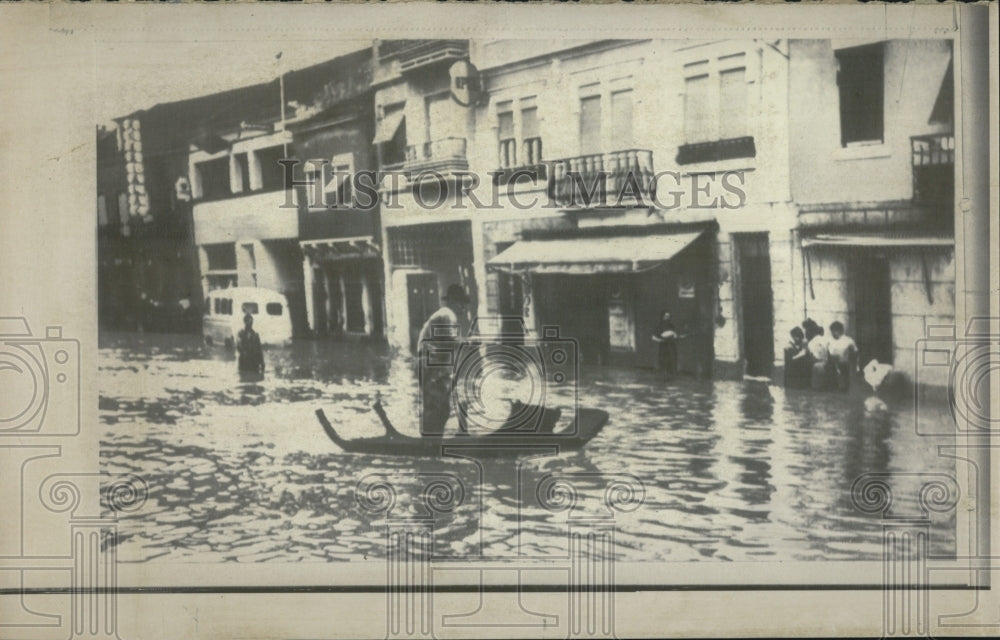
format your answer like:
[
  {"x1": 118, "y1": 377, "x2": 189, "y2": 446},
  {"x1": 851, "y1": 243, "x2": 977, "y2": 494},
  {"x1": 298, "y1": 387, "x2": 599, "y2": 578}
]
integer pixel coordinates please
[
  {"x1": 718, "y1": 67, "x2": 748, "y2": 140},
  {"x1": 376, "y1": 103, "x2": 407, "y2": 167},
  {"x1": 683, "y1": 63, "x2": 712, "y2": 143},
  {"x1": 266, "y1": 302, "x2": 283, "y2": 316},
  {"x1": 684, "y1": 56, "x2": 748, "y2": 144},
  {"x1": 520, "y1": 97, "x2": 542, "y2": 165},
  {"x1": 214, "y1": 298, "x2": 233, "y2": 316},
  {"x1": 232, "y1": 153, "x2": 250, "y2": 193},
  {"x1": 677, "y1": 53, "x2": 755, "y2": 164},
  {"x1": 205, "y1": 243, "x2": 237, "y2": 271},
  {"x1": 495, "y1": 96, "x2": 543, "y2": 169},
  {"x1": 242, "y1": 302, "x2": 259, "y2": 315},
  {"x1": 497, "y1": 100, "x2": 516, "y2": 168},
  {"x1": 196, "y1": 157, "x2": 232, "y2": 200},
  {"x1": 579, "y1": 92, "x2": 602, "y2": 155},
  {"x1": 836, "y1": 43, "x2": 884, "y2": 146},
  {"x1": 610, "y1": 89, "x2": 634, "y2": 149},
  {"x1": 256, "y1": 145, "x2": 286, "y2": 191},
  {"x1": 328, "y1": 153, "x2": 354, "y2": 207}
]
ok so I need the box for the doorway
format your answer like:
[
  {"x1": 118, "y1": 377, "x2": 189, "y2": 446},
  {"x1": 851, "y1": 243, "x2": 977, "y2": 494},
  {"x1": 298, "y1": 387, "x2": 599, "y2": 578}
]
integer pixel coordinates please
[
  {"x1": 407, "y1": 273, "x2": 439, "y2": 353},
  {"x1": 853, "y1": 253, "x2": 893, "y2": 367},
  {"x1": 736, "y1": 234, "x2": 774, "y2": 378}
]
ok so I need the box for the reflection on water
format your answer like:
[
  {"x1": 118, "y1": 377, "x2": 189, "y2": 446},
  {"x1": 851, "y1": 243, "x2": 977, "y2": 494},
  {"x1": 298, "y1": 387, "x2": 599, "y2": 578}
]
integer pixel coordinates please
[{"x1": 99, "y1": 331, "x2": 957, "y2": 563}]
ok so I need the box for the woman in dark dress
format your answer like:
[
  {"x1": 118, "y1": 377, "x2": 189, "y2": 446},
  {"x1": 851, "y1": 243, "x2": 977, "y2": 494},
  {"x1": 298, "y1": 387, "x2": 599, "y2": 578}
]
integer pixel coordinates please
[
  {"x1": 652, "y1": 311, "x2": 679, "y2": 374},
  {"x1": 783, "y1": 325, "x2": 811, "y2": 388}
]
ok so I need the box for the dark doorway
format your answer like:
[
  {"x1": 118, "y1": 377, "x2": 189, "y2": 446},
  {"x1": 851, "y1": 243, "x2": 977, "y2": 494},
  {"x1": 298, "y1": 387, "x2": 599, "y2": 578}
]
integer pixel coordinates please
[
  {"x1": 534, "y1": 275, "x2": 609, "y2": 366},
  {"x1": 853, "y1": 253, "x2": 893, "y2": 367},
  {"x1": 496, "y1": 269, "x2": 526, "y2": 344},
  {"x1": 737, "y1": 234, "x2": 774, "y2": 378},
  {"x1": 407, "y1": 273, "x2": 439, "y2": 353}
]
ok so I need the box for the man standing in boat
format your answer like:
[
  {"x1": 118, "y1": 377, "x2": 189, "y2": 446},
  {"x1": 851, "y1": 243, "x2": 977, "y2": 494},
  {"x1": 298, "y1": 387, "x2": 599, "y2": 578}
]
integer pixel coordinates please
[{"x1": 416, "y1": 284, "x2": 470, "y2": 437}]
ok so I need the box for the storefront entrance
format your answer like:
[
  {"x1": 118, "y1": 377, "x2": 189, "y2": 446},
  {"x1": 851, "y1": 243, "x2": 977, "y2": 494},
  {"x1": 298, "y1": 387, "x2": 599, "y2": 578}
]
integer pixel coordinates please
[
  {"x1": 735, "y1": 233, "x2": 774, "y2": 378},
  {"x1": 853, "y1": 253, "x2": 893, "y2": 367},
  {"x1": 490, "y1": 225, "x2": 716, "y2": 373}
]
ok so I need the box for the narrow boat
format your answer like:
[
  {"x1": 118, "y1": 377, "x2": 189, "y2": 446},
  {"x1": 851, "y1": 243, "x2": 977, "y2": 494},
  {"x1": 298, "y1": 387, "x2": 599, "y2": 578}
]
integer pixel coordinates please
[{"x1": 315, "y1": 399, "x2": 609, "y2": 457}]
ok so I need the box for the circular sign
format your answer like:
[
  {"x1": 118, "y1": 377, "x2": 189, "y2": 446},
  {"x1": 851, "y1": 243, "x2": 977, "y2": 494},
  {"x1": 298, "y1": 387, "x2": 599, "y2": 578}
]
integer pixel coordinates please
[{"x1": 449, "y1": 60, "x2": 479, "y2": 107}]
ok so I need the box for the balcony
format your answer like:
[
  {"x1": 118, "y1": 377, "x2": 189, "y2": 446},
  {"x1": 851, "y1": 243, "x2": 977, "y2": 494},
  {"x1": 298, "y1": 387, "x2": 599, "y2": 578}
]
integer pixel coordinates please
[
  {"x1": 403, "y1": 137, "x2": 468, "y2": 173},
  {"x1": 383, "y1": 40, "x2": 469, "y2": 74},
  {"x1": 547, "y1": 149, "x2": 655, "y2": 208},
  {"x1": 192, "y1": 190, "x2": 298, "y2": 245},
  {"x1": 911, "y1": 133, "x2": 954, "y2": 207}
]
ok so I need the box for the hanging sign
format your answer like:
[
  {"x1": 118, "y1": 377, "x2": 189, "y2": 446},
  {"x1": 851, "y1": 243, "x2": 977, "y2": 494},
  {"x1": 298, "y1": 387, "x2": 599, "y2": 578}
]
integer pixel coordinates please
[{"x1": 449, "y1": 60, "x2": 481, "y2": 107}]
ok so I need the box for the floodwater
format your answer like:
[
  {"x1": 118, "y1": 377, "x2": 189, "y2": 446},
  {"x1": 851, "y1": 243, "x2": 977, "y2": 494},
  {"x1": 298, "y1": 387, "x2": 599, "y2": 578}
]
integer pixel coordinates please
[{"x1": 99, "y1": 331, "x2": 957, "y2": 563}]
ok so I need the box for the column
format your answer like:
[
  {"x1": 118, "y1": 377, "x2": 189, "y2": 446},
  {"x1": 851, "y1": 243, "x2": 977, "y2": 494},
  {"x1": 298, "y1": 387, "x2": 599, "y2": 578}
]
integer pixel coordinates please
[
  {"x1": 302, "y1": 255, "x2": 315, "y2": 333},
  {"x1": 955, "y1": 3, "x2": 992, "y2": 566},
  {"x1": 568, "y1": 520, "x2": 616, "y2": 639},
  {"x1": 361, "y1": 271, "x2": 372, "y2": 336},
  {"x1": 338, "y1": 273, "x2": 348, "y2": 334},
  {"x1": 385, "y1": 521, "x2": 433, "y2": 639},
  {"x1": 69, "y1": 518, "x2": 120, "y2": 640},
  {"x1": 322, "y1": 267, "x2": 333, "y2": 335}
]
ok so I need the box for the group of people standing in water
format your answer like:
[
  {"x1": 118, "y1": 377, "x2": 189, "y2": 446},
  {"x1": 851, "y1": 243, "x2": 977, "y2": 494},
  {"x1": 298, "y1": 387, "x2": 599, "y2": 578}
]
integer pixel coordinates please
[{"x1": 784, "y1": 318, "x2": 858, "y2": 391}]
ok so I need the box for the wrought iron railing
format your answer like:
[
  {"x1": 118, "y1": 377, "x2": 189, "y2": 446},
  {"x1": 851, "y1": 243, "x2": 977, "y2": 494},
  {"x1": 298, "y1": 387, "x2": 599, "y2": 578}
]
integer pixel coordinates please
[
  {"x1": 911, "y1": 133, "x2": 954, "y2": 207},
  {"x1": 547, "y1": 149, "x2": 655, "y2": 207}
]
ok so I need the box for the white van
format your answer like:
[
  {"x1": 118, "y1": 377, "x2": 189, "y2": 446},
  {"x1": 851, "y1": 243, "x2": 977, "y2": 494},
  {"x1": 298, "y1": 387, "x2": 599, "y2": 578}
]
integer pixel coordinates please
[{"x1": 203, "y1": 287, "x2": 293, "y2": 347}]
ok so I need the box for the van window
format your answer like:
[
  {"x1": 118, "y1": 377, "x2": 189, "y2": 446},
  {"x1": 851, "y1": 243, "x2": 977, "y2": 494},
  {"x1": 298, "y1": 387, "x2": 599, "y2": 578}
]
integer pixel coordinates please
[
  {"x1": 214, "y1": 298, "x2": 222, "y2": 314},
  {"x1": 215, "y1": 298, "x2": 232, "y2": 315},
  {"x1": 242, "y1": 302, "x2": 259, "y2": 315},
  {"x1": 266, "y1": 302, "x2": 283, "y2": 316}
]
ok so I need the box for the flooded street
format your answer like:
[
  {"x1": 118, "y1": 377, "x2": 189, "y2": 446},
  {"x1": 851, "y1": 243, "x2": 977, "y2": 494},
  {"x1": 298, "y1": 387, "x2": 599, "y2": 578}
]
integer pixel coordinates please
[{"x1": 99, "y1": 331, "x2": 956, "y2": 564}]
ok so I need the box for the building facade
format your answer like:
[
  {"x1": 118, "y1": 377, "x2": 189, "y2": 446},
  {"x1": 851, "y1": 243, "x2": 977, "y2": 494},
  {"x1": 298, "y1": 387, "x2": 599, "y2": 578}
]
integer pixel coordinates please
[
  {"x1": 474, "y1": 39, "x2": 796, "y2": 378},
  {"x1": 286, "y1": 48, "x2": 385, "y2": 340},
  {"x1": 372, "y1": 40, "x2": 480, "y2": 353},
  {"x1": 99, "y1": 36, "x2": 958, "y2": 390},
  {"x1": 372, "y1": 38, "x2": 798, "y2": 380},
  {"x1": 97, "y1": 103, "x2": 202, "y2": 333},
  {"x1": 788, "y1": 38, "x2": 955, "y2": 387}
]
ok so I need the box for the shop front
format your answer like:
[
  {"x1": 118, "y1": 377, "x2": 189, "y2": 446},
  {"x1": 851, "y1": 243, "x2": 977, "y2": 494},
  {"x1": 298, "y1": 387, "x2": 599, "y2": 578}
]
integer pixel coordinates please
[
  {"x1": 488, "y1": 223, "x2": 717, "y2": 373},
  {"x1": 385, "y1": 220, "x2": 478, "y2": 353}
]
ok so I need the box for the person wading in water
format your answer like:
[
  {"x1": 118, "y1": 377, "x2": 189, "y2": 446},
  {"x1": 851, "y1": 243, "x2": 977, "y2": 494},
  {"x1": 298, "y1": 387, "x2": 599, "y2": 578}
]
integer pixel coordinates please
[
  {"x1": 236, "y1": 313, "x2": 265, "y2": 376},
  {"x1": 416, "y1": 284, "x2": 470, "y2": 437}
]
